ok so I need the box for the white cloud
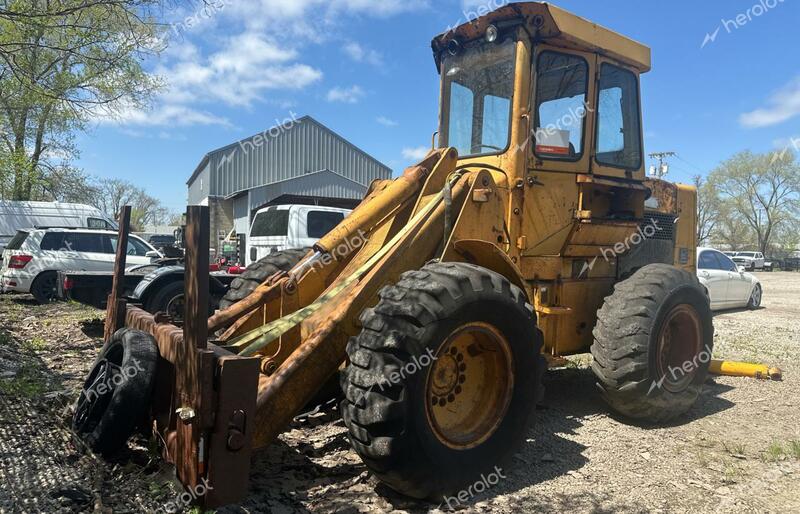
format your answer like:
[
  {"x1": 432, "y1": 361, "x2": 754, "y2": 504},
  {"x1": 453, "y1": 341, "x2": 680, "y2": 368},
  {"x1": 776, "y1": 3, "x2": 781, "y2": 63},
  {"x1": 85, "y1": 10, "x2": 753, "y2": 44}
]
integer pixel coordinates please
[
  {"x1": 343, "y1": 42, "x2": 383, "y2": 67},
  {"x1": 101, "y1": 0, "x2": 426, "y2": 128},
  {"x1": 740, "y1": 76, "x2": 800, "y2": 128},
  {"x1": 327, "y1": 85, "x2": 365, "y2": 104},
  {"x1": 402, "y1": 146, "x2": 429, "y2": 160},
  {"x1": 155, "y1": 31, "x2": 323, "y2": 108},
  {"x1": 376, "y1": 116, "x2": 398, "y2": 127},
  {"x1": 98, "y1": 103, "x2": 232, "y2": 128}
]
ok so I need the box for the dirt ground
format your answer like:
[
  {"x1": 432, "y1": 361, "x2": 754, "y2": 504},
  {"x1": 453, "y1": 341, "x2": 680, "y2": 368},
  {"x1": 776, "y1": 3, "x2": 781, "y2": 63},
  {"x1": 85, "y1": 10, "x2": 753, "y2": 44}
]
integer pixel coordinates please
[{"x1": 1, "y1": 272, "x2": 798, "y2": 513}]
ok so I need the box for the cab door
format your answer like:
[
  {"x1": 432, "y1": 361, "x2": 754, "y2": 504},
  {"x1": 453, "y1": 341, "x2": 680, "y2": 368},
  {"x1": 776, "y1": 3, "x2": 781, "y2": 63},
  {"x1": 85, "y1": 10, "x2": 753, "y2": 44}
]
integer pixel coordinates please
[
  {"x1": 591, "y1": 57, "x2": 645, "y2": 181},
  {"x1": 529, "y1": 44, "x2": 595, "y2": 174}
]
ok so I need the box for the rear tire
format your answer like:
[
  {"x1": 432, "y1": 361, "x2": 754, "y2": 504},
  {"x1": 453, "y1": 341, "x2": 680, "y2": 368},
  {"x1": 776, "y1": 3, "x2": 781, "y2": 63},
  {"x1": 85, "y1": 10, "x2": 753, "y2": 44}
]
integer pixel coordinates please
[
  {"x1": 591, "y1": 264, "x2": 714, "y2": 423},
  {"x1": 31, "y1": 271, "x2": 58, "y2": 304},
  {"x1": 218, "y1": 248, "x2": 309, "y2": 310},
  {"x1": 145, "y1": 281, "x2": 186, "y2": 321},
  {"x1": 72, "y1": 329, "x2": 158, "y2": 456},
  {"x1": 341, "y1": 262, "x2": 544, "y2": 500}
]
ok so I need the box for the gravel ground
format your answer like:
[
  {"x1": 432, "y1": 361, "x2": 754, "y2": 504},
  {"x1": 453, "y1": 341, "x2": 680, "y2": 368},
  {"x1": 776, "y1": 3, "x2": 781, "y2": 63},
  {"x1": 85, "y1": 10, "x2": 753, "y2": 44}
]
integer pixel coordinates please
[{"x1": 1, "y1": 272, "x2": 798, "y2": 513}]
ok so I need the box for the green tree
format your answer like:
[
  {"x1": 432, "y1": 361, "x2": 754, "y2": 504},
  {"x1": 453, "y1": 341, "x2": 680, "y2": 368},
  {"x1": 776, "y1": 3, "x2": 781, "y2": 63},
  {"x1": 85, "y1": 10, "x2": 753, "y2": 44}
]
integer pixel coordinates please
[
  {"x1": 0, "y1": 0, "x2": 162, "y2": 200},
  {"x1": 709, "y1": 151, "x2": 800, "y2": 255}
]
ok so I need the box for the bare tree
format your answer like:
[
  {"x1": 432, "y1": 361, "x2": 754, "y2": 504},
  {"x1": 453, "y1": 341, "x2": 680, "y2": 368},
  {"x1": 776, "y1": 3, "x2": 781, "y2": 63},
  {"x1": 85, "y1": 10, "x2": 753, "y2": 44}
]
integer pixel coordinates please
[
  {"x1": 91, "y1": 177, "x2": 170, "y2": 230},
  {"x1": 694, "y1": 175, "x2": 722, "y2": 245}
]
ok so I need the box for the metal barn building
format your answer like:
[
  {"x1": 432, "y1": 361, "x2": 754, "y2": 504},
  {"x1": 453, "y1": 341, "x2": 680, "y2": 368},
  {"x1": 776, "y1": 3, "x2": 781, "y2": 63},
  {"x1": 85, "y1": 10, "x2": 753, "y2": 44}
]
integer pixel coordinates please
[{"x1": 187, "y1": 115, "x2": 392, "y2": 256}]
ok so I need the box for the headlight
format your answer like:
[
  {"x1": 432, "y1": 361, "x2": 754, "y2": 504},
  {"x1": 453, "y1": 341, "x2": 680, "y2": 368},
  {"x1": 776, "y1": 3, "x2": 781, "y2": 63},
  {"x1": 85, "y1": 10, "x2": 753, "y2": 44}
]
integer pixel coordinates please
[
  {"x1": 485, "y1": 24, "x2": 499, "y2": 43},
  {"x1": 447, "y1": 38, "x2": 462, "y2": 56}
]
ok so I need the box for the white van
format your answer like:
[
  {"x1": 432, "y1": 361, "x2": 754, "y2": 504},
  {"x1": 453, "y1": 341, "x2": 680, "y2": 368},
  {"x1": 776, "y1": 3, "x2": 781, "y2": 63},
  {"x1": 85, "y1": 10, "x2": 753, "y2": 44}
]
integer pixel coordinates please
[
  {"x1": 246, "y1": 204, "x2": 351, "y2": 265},
  {"x1": 0, "y1": 201, "x2": 117, "y2": 254}
]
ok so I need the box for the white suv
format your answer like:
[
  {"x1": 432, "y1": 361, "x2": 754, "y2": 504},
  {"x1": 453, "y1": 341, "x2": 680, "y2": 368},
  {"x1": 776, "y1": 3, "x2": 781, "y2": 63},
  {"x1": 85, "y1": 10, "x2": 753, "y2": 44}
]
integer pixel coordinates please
[{"x1": 0, "y1": 228, "x2": 159, "y2": 303}]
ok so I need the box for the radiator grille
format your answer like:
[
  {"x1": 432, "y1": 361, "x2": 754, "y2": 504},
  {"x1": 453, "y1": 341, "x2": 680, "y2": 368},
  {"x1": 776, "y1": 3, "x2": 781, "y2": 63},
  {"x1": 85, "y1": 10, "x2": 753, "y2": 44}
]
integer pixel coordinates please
[{"x1": 642, "y1": 212, "x2": 676, "y2": 241}]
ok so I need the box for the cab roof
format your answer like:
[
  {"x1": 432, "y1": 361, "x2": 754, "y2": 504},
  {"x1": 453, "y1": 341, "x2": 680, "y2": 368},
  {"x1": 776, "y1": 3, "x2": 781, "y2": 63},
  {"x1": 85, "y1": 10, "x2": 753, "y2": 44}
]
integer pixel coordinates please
[{"x1": 432, "y1": 2, "x2": 651, "y2": 73}]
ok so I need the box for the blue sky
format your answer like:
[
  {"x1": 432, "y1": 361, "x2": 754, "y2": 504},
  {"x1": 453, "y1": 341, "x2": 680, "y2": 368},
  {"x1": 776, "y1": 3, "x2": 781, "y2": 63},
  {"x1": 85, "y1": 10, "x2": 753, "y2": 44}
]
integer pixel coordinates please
[{"x1": 79, "y1": 0, "x2": 800, "y2": 212}]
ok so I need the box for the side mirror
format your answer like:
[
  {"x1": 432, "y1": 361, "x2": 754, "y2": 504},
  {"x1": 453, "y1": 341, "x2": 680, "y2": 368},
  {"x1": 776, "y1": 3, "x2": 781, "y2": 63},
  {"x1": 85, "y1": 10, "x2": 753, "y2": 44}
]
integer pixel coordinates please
[
  {"x1": 738, "y1": 265, "x2": 746, "y2": 273},
  {"x1": 145, "y1": 250, "x2": 161, "y2": 259}
]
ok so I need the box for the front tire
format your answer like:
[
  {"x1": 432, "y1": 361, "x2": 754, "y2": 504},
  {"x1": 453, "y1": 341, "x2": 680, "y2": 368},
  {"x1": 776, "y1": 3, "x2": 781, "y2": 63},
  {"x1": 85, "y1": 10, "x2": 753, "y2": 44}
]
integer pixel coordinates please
[
  {"x1": 591, "y1": 264, "x2": 714, "y2": 423},
  {"x1": 747, "y1": 284, "x2": 762, "y2": 309},
  {"x1": 218, "y1": 248, "x2": 309, "y2": 310},
  {"x1": 341, "y1": 262, "x2": 544, "y2": 499}
]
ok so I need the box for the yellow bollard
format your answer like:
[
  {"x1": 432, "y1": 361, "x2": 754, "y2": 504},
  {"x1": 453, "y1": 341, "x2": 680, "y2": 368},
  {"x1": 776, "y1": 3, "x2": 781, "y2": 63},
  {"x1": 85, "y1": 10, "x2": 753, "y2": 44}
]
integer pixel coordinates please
[{"x1": 709, "y1": 359, "x2": 782, "y2": 381}]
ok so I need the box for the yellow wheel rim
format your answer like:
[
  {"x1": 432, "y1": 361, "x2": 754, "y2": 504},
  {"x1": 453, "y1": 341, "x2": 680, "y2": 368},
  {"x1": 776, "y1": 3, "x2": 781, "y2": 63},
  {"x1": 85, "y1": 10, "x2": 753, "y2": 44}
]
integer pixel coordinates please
[{"x1": 425, "y1": 322, "x2": 514, "y2": 450}]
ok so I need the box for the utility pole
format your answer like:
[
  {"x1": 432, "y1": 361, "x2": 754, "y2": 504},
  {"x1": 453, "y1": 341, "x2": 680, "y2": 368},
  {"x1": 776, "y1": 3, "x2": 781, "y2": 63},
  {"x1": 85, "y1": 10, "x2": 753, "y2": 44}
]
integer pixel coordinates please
[{"x1": 648, "y1": 151, "x2": 676, "y2": 178}]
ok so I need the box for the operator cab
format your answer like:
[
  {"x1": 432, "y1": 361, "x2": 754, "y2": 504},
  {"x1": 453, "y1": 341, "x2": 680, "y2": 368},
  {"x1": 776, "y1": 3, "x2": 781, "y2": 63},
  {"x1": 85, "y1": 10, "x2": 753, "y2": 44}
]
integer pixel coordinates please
[{"x1": 432, "y1": 1, "x2": 650, "y2": 182}]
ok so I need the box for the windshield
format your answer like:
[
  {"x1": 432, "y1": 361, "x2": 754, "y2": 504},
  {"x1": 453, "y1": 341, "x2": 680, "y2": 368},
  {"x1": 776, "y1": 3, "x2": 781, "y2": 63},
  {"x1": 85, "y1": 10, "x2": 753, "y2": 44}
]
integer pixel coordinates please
[
  {"x1": 440, "y1": 38, "x2": 516, "y2": 157},
  {"x1": 738, "y1": 252, "x2": 756, "y2": 258}
]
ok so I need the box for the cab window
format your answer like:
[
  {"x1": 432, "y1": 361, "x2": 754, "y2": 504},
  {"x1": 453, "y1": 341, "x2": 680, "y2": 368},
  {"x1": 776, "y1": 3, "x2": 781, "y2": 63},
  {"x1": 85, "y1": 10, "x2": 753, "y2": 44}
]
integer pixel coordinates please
[
  {"x1": 87, "y1": 217, "x2": 113, "y2": 230},
  {"x1": 596, "y1": 63, "x2": 642, "y2": 169},
  {"x1": 533, "y1": 51, "x2": 589, "y2": 160},
  {"x1": 441, "y1": 38, "x2": 516, "y2": 157},
  {"x1": 306, "y1": 211, "x2": 344, "y2": 239}
]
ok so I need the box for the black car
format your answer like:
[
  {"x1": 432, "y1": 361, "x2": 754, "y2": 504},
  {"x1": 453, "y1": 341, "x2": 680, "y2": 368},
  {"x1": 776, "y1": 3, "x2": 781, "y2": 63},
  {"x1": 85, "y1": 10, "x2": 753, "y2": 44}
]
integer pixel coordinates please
[{"x1": 147, "y1": 234, "x2": 177, "y2": 249}]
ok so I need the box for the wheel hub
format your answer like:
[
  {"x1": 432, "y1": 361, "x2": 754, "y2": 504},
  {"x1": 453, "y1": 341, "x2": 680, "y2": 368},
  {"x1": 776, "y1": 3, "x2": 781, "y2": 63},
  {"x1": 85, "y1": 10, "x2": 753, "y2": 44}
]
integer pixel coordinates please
[
  {"x1": 425, "y1": 322, "x2": 514, "y2": 450},
  {"x1": 656, "y1": 304, "x2": 703, "y2": 393}
]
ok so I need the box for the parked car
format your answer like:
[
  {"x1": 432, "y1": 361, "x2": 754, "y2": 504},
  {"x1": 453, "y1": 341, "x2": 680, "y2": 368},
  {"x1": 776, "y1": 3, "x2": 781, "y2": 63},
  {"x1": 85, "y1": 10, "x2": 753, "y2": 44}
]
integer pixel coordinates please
[
  {"x1": 147, "y1": 234, "x2": 178, "y2": 249},
  {"x1": 246, "y1": 204, "x2": 352, "y2": 266},
  {"x1": 0, "y1": 200, "x2": 116, "y2": 254},
  {"x1": 731, "y1": 251, "x2": 765, "y2": 271},
  {"x1": 697, "y1": 247, "x2": 762, "y2": 311},
  {"x1": 0, "y1": 228, "x2": 160, "y2": 303},
  {"x1": 784, "y1": 257, "x2": 800, "y2": 272}
]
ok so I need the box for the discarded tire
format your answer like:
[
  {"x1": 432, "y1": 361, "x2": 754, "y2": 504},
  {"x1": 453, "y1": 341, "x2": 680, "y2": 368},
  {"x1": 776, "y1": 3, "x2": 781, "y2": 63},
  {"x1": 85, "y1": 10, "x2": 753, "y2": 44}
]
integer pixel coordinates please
[
  {"x1": 591, "y1": 264, "x2": 714, "y2": 423},
  {"x1": 72, "y1": 328, "x2": 158, "y2": 456},
  {"x1": 342, "y1": 262, "x2": 545, "y2": 499},
  {"x1": 218, "y1": 248, "x2": 309, "y2": 310}
]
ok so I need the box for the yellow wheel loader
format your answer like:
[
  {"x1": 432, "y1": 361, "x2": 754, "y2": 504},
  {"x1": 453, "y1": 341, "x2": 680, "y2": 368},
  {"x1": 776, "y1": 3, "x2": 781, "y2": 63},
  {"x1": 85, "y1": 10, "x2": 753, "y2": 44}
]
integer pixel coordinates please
[{"x1": 73, "y1": 2, "x2": 714, "y2": 507}]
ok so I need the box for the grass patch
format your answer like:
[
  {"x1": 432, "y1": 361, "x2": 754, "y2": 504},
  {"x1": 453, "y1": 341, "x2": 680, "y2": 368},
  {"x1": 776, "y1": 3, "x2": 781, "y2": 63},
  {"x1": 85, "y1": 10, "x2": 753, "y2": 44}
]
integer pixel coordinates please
[
  {"x1": 697, "y1": 451, "x2": 710, "y2": 468},
  {"x1": 763, "y1": 441, "x2": 787, "y2": 462},
  {"x1": 0, "y1": 365, "x2": 51, "y2": 398},
  {"x1": 24, "y1": 337, "x2": 48, "y2": 352},
  {"x1": 788, "y1": 440, "x2": 800, "y2": 460},
  {"x1": 722, "y1": 441, "x2": 746, "y2": 457},
  {"x1": 723, "y1": 463, "x2": 742, "y2": 484}
]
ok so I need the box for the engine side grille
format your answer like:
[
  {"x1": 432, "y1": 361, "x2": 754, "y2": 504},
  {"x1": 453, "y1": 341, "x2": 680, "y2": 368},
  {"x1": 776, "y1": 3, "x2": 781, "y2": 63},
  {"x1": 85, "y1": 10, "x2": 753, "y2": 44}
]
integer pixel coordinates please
[{"x1": 642, "y1": 211, "x2": 676, "y2": 241}]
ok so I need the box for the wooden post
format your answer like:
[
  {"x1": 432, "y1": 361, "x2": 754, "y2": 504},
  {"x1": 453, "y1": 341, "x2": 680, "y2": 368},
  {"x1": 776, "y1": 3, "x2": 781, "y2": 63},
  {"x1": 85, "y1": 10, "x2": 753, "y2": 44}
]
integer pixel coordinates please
[
  {"x1": 183, "y1": 205, "x2": 209, "y2": 349},
  {"x1": 174, "y1": 205, "x2": 211, "y2": 489},
  {"x1": 104, "y1": 206, "x2": 131, "y2": 341}
]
